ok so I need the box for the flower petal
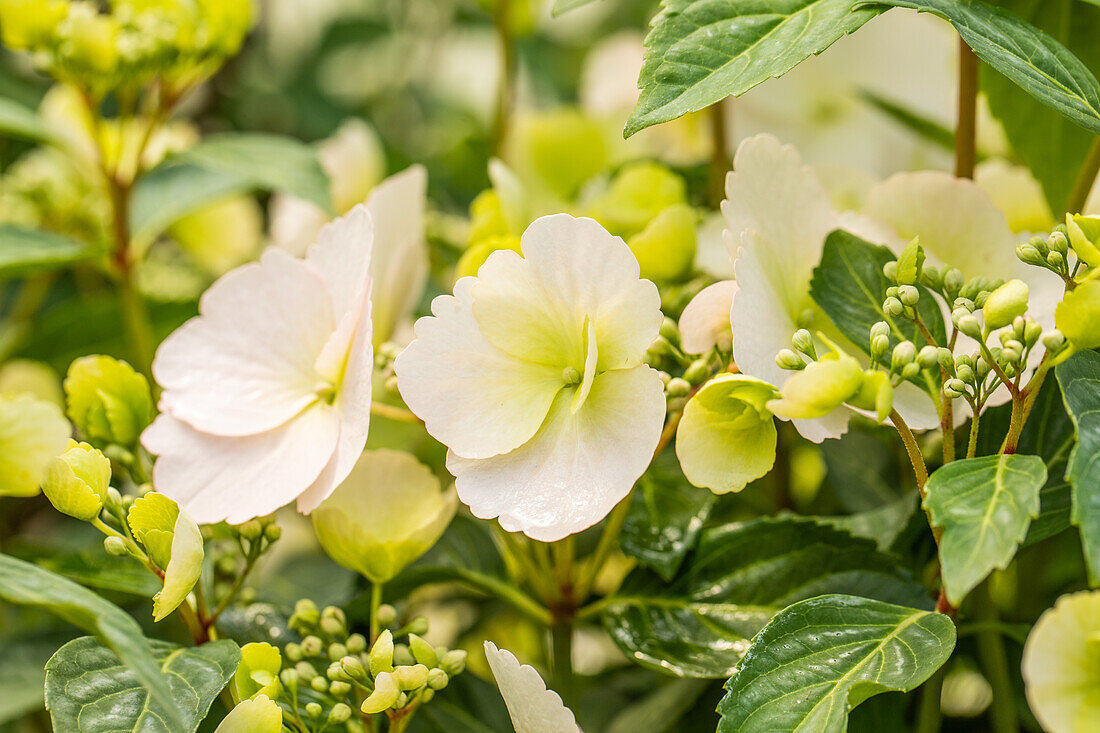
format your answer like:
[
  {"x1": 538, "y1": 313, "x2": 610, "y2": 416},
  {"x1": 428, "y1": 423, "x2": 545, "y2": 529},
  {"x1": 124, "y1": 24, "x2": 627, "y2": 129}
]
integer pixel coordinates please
[
  {"x1": 484, "y1": 642, "x2": 580, "y2": 733},
  {"x1": 153, "y1": 248, "x2": 334, "y2": 437},
  {"x1": 395, "y1": 278, "x2": 564, "y2": 460},
  {"x1": 447, "y1": 365, "x2": 665, "y2": 542},
  {"x1": 679, "y1": 280, "x2": 736, "y2": 354},
  {"x1": 305, "y1": 204, "x2": 374, "y2": 327},
  {"x1": 367, "y1": 165, "x2": 429, "y2": 346},
  {"x1": 142, "y1": 405, "x2": 340, "y2": 524},
  {"x1": 1022, "y1": 591, "x2": 1100, "y2": 733}
]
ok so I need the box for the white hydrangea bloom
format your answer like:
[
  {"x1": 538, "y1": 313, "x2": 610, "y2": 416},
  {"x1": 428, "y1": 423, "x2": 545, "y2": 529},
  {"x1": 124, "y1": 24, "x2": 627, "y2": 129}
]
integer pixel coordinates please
[
  {"x1": 484, "y1": 642, "x2": 580, "y2": 733},
  {"x1": 143, "y1": 206, "x2": 374, "y2": 524},
  {"x1": 1022, "y1": 590, "x2": 1100, "y2": 732},
  {"x1": 395, "y1": 214, "x2": 665, "y2": 541}
]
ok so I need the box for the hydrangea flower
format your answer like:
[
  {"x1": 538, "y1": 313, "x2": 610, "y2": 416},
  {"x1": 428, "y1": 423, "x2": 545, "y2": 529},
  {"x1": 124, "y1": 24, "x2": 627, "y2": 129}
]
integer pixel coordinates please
[
  {"x1": 1022, "y1": 590, "x2": 1100, "y2": 732},
  {"x1": 484, "y1": 642, "x2": 580, "y2": 733},
  {"x1": 143, "y1": 205, "x2": 374, "y2": 524},
  {"x1": 395, "y1": 214, "x2": 665, "y2": 541}
]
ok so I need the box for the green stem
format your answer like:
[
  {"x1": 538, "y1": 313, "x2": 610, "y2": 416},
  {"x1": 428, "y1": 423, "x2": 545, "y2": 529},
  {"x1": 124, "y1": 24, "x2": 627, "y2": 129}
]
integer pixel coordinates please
[
  {"x1": 370, "y1": 581, "x2": 384, "y2": 643},
  {"x1": 966, "y1": 407, "x2": 981, "y2": 459},
  {"x1": 573, "y1": 493, "x2": 632, "y2": 602},
  {"x1": 915, "y1": 666, "x2": 945, "y2": 733},
  {"x1": 209, "y1": 545, "x2": 261, "y2": 625},
  {"x1": 707, "y1": 101, "x2": 730, "y2": 209},
  {"x1": 549, "y1": 619, "x2": 574, "y2": 708},
  {"x1": 954, "y1": 36, "x2": 978, "y2": 180},
  {"x1": 1067, "y1": 135, "x2": 1100, "y2": 214},
  {"x1": 491, "y1": 0, "x2": 516, "y2": 157},
  {"x1": 370, "y1": 402, "x2": 421, "y2": 424},
  {"x1": 973, "y1": 580, "x2": 1019, "y2": 733}
]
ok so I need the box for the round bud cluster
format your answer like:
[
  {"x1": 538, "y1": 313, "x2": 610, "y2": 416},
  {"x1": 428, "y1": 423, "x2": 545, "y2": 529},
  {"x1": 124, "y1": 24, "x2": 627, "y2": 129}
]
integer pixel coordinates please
[{"x1": 1017, "y1": 226, "x2": 1072, "y2": 277}]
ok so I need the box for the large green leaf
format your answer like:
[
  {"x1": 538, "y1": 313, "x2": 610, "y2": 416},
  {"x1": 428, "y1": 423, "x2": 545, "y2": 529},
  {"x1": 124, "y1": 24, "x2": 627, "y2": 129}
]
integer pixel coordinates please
[
  {"x1": 0, "y1": 225, "x2": 100, "y2": 279},
  {"x1": 175, "y1": 132, "x2": 332, "y2": 212},
  {"x1": 822, "y1": 494, "x2": 920, "y2": 553},
  {"x1": 44, "y1": 636, "x2": 239, "y2": 733},
  {"x1": 0, "y1": 97, "x2": 66, "y2": 147},
  {"x1": 130, "y1": 163, "x2": 253, "y2": 243},
  {"x1": 861, "y1": 0, "x2": 1100, "y2": 135},
  {"x1": 810, "y1": 229, "x2": 944, "y2": 396},
  {"x1": 552, "y1": 0, "x2": 600, "y2": 14},
  {"x1": 717, "y1": 595, "x2": 956, "y2": 732},
  {"x1": 981, "y1": 0, "x2": 1100, "y2": 213},
  {"x1": 600, "y1": 517, "x2": 932, "y2": 678},
  {"x1": 924, "y1": 454, "x2": 1047, "y2": 605},
  {"x1": 621, "y1": 448, "x2": 716, "y2": 581},
  {"x1": 0, "y1": 554, "x2": 184, "y2": 729},
  {"x1": 1057, "y1": 349, "x2": 1100, "y2": 584},
  {"x1": 624, "y1": 0, "x2": 882, "y2": 137}
]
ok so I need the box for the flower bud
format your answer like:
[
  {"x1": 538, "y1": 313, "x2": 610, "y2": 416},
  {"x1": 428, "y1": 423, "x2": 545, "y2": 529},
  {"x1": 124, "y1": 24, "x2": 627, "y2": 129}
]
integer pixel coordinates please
[
  {"x1": 791, "y1": 329, "x2": 815, "y2": 358},
  {"x1": 1016, "y1": 242, "x2": 1045, "y2": 266},
  {"x1": 329, "y1": 681, "x2": 351, "y2": 697},
  {"x1": 921, "y1": 265, "x2": 943, "y2": 290},
  {"x1": 427, "y1": 667, "x2": 449, "y2": 690},
  {"x1": 898, "y1": 285, "x2": 920, "y2": 307},
  {"x1": 938, "y1": 348, "x2": 955, "y2": 373},
  {"x1": 328, "y1": 643, "x2": 348, "y2": 663},
  {"x1": 1046, "y1": 251, "x2": 1066, "y2": 270},
  {"x1": 682, "y1": 359, "x2": 710, "y2": 385},
  {"x1": 104, "y1": 535, "x2": 128, "y2": 556},
  {"x1": 340, "y1": 655, "x2": 366, "y2": 680},
  {"x1": 900, "y1": 362, "x2": 921, "y2": 380},
  {"x1": 944, "y1": 379, "x2": 966, "y2": 399},
  {"x1": 408, "y1": 634, "x2": 439, "y2": 668},
  {"x1": 666, "y1": 377, "x2": 691, "y2": 397},
  {"x1": 943, "y1": 268, "x2": 965, "y2": 296},
  {"x1": 440, "y1": 649, "x2": 468, "y2": 676},
  {"x1": 329, "y1": 703, "x2": 352, "y2": 723},
  {"x1": 294, "y1": 661, "x2": 318, "y2": 680},
  {"x1": 1042, "y1": 330, "x2": 1066, "y2": 353},
  {"x1": 370, "y1": 630, "x2": 395, "y2": 676},
  {"x1": 310, "y1": 676, "x2": 328, "y2": 693},
  {"x1": 305, "y1": 702, "x2": 323, "y2": 719},
  {"x1": 1048, "y1": 230, "x2": 1069, "y2": 256},
  {"x1": 361, "y1": 671, "x2": 400, "y2": 714},
  {"x1": 983, "y1": 279, "x2": 1030, "y2": 330},
  {"x1": 263, "y1": 524, "x2": 281, "y2": 542},
  {"x1": 976, "y1": 356, "x2": 992, "y2": 379},
  {"x1": 956, "y1": 314, "x2": 982, "y2": 339},
  {"x1": 775, "y1": 349, "x2": 806, "y2": 371},
  {"x1": 64, "y1": 356, "x2": 152, "y2": 448},
  {"x1": 237, "y1": 519, "x2": 263, "y2": 541},
  {"x1": 870, "y1": 321, "x2": 890, "y2": 340},
  {"x1": 956, "y1": 363, "x2": 975, "y2": 384},
  {"x1": 395, "y1": 663, "x2": 429, "y2": 690},
  {"x1": 882, "y1": 260, "x2": 899, "y2": 282},
  {"x1": 393, "y1": 644, "x2": 415, "y2": 667},
  {"x1": 870, "y1": 335, "x2": 890, "y2": 361},
  {"x1": 917, "y1": 345, "x2": 940, "y2": 371},
  {"x1": 43, "y1": 440, "x2": 110, "y2": 521},
  {"x1": 883, "y1": 297, "x2": 904, "y2": 318},
  {"x1": 300, "y1": 636, "x2": 323, "y2": 658},
  {"x1": 346, "y1": 633, "x2": 367, "y2": 654},
  {"x1": 891, "y1": 341, "x2": 917, "y2": 370},
  {"x1": 1023, "y1": 320, "x2": 1042, "y2": 348},
  {"x1": 376, "y1": 604, "x2": 397, "y2": 627},
  {"x1": 279, "y1": 669, "x2": 299, "y2": 689}
]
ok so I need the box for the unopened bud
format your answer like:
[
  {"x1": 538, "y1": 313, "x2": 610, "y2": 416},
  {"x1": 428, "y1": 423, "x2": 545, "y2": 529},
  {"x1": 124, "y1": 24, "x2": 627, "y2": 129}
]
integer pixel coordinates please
[
  {"x1": 1016, "y1": 243, "x2": 1045, "y2": 266},
  {"x1": 237, "y1": 520, "x2": 263, "y2": 541},
  {"x1": 1048, "y1": 230, "x2": 1069, "y2": 256},
  {"x1": 775, "y1": 349, "x2": 806, "y2": 371},
  {"x1": 898, "y1": 285, "x2": 920, "y2": 306},
  {"x1": 43, "y1": 441, "x2": 111, "y2": 521},
  {"x1": 1024, "y1": 321, "x2": 1042, "y2": 348},
  {"x1": 328, "y1": 643, "x2": 347, "y2": 662},
  {"x1": 263, "y1": 524, "x2": 281, "y2": 542},
  {"x1": 944, "y1": 379, "x2": 966, "y2": 399},
  {"x1": 666, "y1": 377, "x2": 691, "y2": 397},
  {"x1": 883, "y1": 297, "x2": 904, "y2": 318},
  {"x1": 392, "y1": 644, "x2": 415, "y2": 667},
  {"x1": 1042, "y1": 330, "x2": 1066, "y2": 353},
  {"x1": 408, "y1": 634, "x2": 439, "y2": 668},
  {"x1": 1046, "y1": 251, "x2": 1066, "y2": 270},
  {"x1": 943, "y1": 268, "x2": 965, "y2": 295},
  {"x1": 427, "y1": 667, "x2": 449, "y2": 690},
  {"x1": 280, "y1": 668, "x2": 299, "y2": 688},
  {"x1": 870, "y1": 335, "x2": 890, "y2": 361},
  {"x1": 956, "y1": 363, "x2": 975, "y2": 384},
  {"x1": 329, "y1": 681, "x2": 352, "y2": 697},
  {"x1": 956, "y1": 315, "x2": 982, "y2": 339},
  {"x1": 870, "y1": 321, "x2": 890, "y2": 340},
  {"x1": 104, "y1": 535, "x2": 127, "y2": 556},
  {"x1": 983, "y1": 279, "x2": 1029, "y2": 330},
  {"x1": 901, "y1": 362, "x2": 921, "y2": 380},
  {"x1": 683, "y1": 359, "x2": 710, "y2": 385},
  {"x1": 376, "y1": 604, "x2": 397, "y2": 627},
  {"x1": 917, "y1": 345, "x2": 940, "y2": 371},
  {"x1": 329, "y1": 703, "x2": 352, "y2": 723},
  {"x1": 891, "y1": 341, "x2": 917, "y2": 369},
  {"x1": 440, "y1": 649, "x2": 467, "y2": 676},
  {"x1": 791, "y1": 329, "x2": 816, "y2": 358},
  {"x1": 346, "y1": 634, "x2": 367, "y2": 654},
  {"x1": 310, "y1": 676, "x2": 328, "y2": 692},
  {"x1": 882, "y1": 260, "x2": 899, "y2": 282},
  {"x1": 301, "y1": 636, "x2": 323, "y2": 658},
  {"x1": 306, "y1": 702, "x2": 323, "y2": 719}
]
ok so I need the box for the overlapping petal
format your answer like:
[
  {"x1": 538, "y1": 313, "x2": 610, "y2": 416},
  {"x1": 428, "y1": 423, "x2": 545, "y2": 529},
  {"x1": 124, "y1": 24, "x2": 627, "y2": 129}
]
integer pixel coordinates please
[{"x1": 484, "y1": 642, "x2": 580, "y2": 733}]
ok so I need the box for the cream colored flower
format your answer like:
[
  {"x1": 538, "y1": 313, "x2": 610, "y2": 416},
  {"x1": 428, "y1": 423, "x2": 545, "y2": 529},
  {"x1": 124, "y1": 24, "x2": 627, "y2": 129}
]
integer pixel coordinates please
[
  {"x1": 143, "y1": 206, "x2": 374, "y2": 523},
  {"x1": 1022, "y1": 591, "x2": 1100, "y2": 732},
  {"x1": 396, "y1": 214, "x2": 665, "y2": 541},
  {"x1": 484, "y1": 642, "x2": 580, "y2": 733}
]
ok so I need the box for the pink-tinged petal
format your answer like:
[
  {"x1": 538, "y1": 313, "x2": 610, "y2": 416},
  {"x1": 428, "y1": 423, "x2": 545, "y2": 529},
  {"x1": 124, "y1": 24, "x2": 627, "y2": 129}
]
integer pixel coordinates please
[
  {"x1": 153, "y1": 248, "x2": 334, "y2": 437},
  {"x1": 395, "y1": 278, "x2": 564, "y2": 460},
  {"x1": 367, "y1": 165, "x2": 429, "y2": 346},
  {"x1": 484, "y1": 642, "x2": 580, "y2": 733},
  {"x1": 447, "y1": 365, "x2": 665, "y2": 542},
  {"x1": 297, "y1": 294, "x2": 374, "y2": 514},
  {"x1": 142, "y1": 406, "x2": 340, "y2": 524},
  {"x1": 679, "y1": 280, "x2": 736, "y2": 354}
]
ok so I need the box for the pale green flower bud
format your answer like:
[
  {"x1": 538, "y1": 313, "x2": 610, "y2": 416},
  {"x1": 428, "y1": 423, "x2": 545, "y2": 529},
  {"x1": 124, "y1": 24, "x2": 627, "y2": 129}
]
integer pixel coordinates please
[
  {"x1": 775, "y1": 348, "x2": 806, "y2": 371},
  {"x1": 983, "y1": 279, "x2": 1030, "y2": 330},
  {"x1": 917, "y1": 346, "x2": 940, "y2": 371},
  {"x1": 1042, "y1": 330, "x2": 1066, "y2": 353},
  {"x1": 328, "y1": 644, "x2": 348, "y2": 664},
  {"x1": 1016, "y1": 242, "x2": 1045, "y2": 266},
  {"x1": 395, "y1": 663, "x2": 429, "y2": 691},
  {"x1": 921, "y1": 265, "x2": 943, "y2": 290},
  {"x1": 340, "y1": 655, "x2": 366, "y2": 680},
  {"x1": 346, "y1": 634, "x2": 367, "y2": 655},
  {"x1": 1055, "y1": 280, "x2": 1100, "y2": 350},
  {"x1": 683, "y1": 359, "x2": 711, "y2": 385},
  {"x1": 1048, "y1": 230, "x2": 1069, "y2": 256},
  {"x1": 310, "y1": 676, "x2": 328, "y2": 693},
  {"x1": 300, "y1": 636, "x2": 323, "y2": 658},
  {"x1": 408, "y1": 634, "x2": 439, "y2": 668},
  {"x1": 956, "y1": 363, "x2": 975, "y2": 384},
  {"x1": 944, "y1": 379, "x2": 967, "y2": 399},
  {"x1": 898, "y1": 285, "x2": 920, "y2": 307},
  {"x1": 943, "y1": 268, "x2": 965, "y2": 296},
  {"x1": 666, "y1": 377, "x2": 691, "y2": 397},
  {"x1": 294, "y1": 662, "x2": 317, "y2": 680},
  {"x1": 370, "y1": 629, "x2": 395, "y2": 676},
  {"x1": 1024, "y1": 320, "x2": 1042, "y2": 348},
  {"x1": 361, "y1": 671, "x2": 400, "y2": 715},
  {"x1": 938, "y1": 348, "x2": 955, "y2": 373},
  {"x1": 870, "y1": 335, "x2": 890, "y2": 361},
  {"x1": 791, "y1": 329, "x2": 816, "y2": 358},
  {"x1": 376, "y1": 604, "x2": 397, "y2": 627},
  {"x1": 1046, "y1": 251, "x2": 1065, "y2": 270},
  {"x1": 883, "y1": 297, "x2": 904, "y2": 318},
  {"x1": 427, "y1": 668, "x2": 449, "y2": 690},
  {"x1": 291, "y1": 599, "x2": 320, "y2": 631},
  {"x1": 64, "y1": 356, "x2": 152, "y2": 447},
  {"x1": 263, "y1": 524, "x2": 281, "y2": 542},
  {"x1": 329, "y1": 703, "x2": 352, "y2": 723},
  {"x1": 976, "y1": 356, "x2": 992, "y2": 379},
  {"x1": 306, "y1": 702, "x2": 323, "y2": 719},
  {"x1": 43, "y1": 440, "x2": 110, "y2": 521},
  {"x1": 237, "y1": 519, "x2": 263, "y2": 541},
  {"x1": 104, "y1": 535, "x2": 127, "y2": 556},
  {"x1": 279, "y1": 669, "x2": 299, "y2": 689},
  {"x1": 882, "y1": 260, "x2": 898, "y2": 282},
  {"x1": 900, "y1": 362, "x2": 921, "y2": 380},
  {"x1": 1001, "y1": 347, "x2": 1021, "y2": 365},
  {"x1": 956, "y1": 314, "x2": 982, "y2": 339},
  {"x1": 320, "y1": 617, "x2": 343, "y2": 637},
  {"x1": 408, "y1": 617, "x2": 430, "y2": 637},
  {"x1": 440, "y1": 649, "x2": 467, "y2": 676},
  {"x1": 891, "y1": 341, "x2": 917, "y2": 369},
  {"x1": 329, "y1": 681, "x2": 351, "y2": 697},
  {"x1": 870, "y1": 321, "x2": 890, "y2": 340},
  {"x1": 393, "y1": 644, "x2": 415, "y2": 667},
  {"x1": 1002, "y1": 339, "x2": 1024, "y2": 354}
]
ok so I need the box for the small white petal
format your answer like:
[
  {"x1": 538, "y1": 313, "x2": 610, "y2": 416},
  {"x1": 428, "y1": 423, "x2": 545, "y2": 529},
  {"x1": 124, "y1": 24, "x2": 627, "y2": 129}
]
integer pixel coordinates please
[
  {"x1": 729, "y1": 245, "x2": 796, "y2": 394},
  {"x1": 680, "y1": 280, "x2": 736, "y2": 354},
  {"x1": 154, "y1": 248, "x2": 334, "y2": 437},
  {"x1": 396, "y1": 279, "x2": 564, "y2": 460},
  {"x1": 694, "y1": 211, "x2": 734, "y2": 279},
  {"x1": 305, "y1": 204, "x2": 374, "y2": 326},
  {"x1": 484, "y1": 642, "x2": 580, "y2": 733},
  {"x1": 142, "y1": 406, "x2": 339, "y2": 524},
  {"x1": 448, "y1": 365, "x2": 665, "y2": 542}
]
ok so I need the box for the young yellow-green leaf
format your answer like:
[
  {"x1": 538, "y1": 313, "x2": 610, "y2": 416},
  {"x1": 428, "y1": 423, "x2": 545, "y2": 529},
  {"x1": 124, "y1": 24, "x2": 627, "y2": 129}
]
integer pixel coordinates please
[
  {"x1": 0, "y1": 393, "x2": 71, "y2": 497},
  {"x1": 718, "y1": 595, "x2": 956, "y2": 732},
  {"x1": 128, "y1": 492, "x2": 181, "y2": 569},
  {"x1": 625, "y1": 0, "x2": 882, "y2": 137},
  {"x1": 924, "y1": 454, "x2": 1047, "y2": 606},
  {"x1": 0, "y1": 225, "x2": 100, "y2": 279},
  {"x1": 0, "y1": 554, "x2": 185, "y2": 729},
  {"x1": 676, "y1": 374, "x2": 778, "y2": 494},
  {"x1": 64, "y1": 355, "x2": 153, "y2": 448},
  {"x1": 861, "y1": 0, "x2": 1100, "y2": 135},
  {"x1": 45, "y1": 636, "x2": 239, "y2": 733},
  {"x1": 601, "y1": 517, "x2": 931, "y2": 678},
  {"x1": 1057, "y1": 350, "x2": 1100, "y2": 585}
]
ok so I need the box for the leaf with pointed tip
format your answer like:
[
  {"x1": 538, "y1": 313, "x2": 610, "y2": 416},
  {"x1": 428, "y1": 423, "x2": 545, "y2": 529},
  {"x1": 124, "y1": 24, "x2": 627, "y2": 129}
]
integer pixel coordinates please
[
  {"x1": 625, "y1": 0, "x2": 882, "y2": 137},
  {"x1": 923, "y1": 454, "x2": 1046, "y2": 605},
  {"x1": 1056, "y1": 349, "x2": 1100, "y2": 584},
  {"x1": 600, "y1": 517, "x2": 932, "y2": 678},
  {"x1": 0, "y1": 225, "x2": 100, "y2": 279},
  {"x1": 44, "y1": 636, "x2": 239, "y2": 733},
  {"x1": 717, "y1": 595, "x2": 955, "y2": 732},
  {"x1": 860, "y1": 0, "x2": 1100, "y2": 135}
]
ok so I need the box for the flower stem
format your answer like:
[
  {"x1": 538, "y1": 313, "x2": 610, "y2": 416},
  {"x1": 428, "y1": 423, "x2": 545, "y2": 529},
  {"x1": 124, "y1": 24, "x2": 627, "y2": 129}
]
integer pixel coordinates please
[
  {"x1": 973, "y1": 580, "x2": 1019, "y2": 733},
  {"x1": 954, "y1": 36, "x2": 979, "y2": 180},
  {"x1": 549, "y1": 619, "x2": 575, "y2": 708},
  {"x1": 491, "y1": 0, "x2": 516, "y2": 157},
  {"x1": 370, "y1": 402, "x2": 421, "y2": 424},
  {"x1": 708, "y1": 101, "x2": 730, "y2": 209},
  {"x1": 369, "y1": 581, "x2": 384, "y2": 643},
  {"x1": 1067, "y1": 135, "x2": 1100, "y2": 214}
]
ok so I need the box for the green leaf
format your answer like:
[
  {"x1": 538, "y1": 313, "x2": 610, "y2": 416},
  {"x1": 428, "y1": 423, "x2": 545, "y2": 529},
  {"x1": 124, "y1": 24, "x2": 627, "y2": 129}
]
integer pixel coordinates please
[
  {"x1": 821, "y1": 429, "x2": 904, "y2": 512},
  {"x1": 0, "y1": 97, "x2": 66, "y2": 147},
  {"x1": 130, "y1": 163, "x2": 253, "y2": 243},
  {"x1": 176, "y1": 133, "x2": 332, "y2": 212},
  {"x1": 552, "y1": 0, "x2": 600, "y2": 14},
  {"x1": 821, "y1": 494, "x2": 920, "y2": 552},
  {"x1": 860, "y1": 0, "x2": 1100, "y2": 135},
  {"x1": 717, "y1": 594, "x2": 956, "y2": 732},
  {"x1": 810, "y1": 229, "x2": 945, "y2": 395},
  {"x1": 622, "y1": 448, "x2": 716, "y2": 582},
  {"x1": 923, "y1": 454, "x2": 1047, "y2": 606},
  {"x1": 600, "y1": 517, "x2": 932, "y2": 678},
  {"x1": 44, "y1": 636, "x2": 239, "y2": 733},
  {"x1": 625, "y1": 0, "x2": 882, "y2": 137},
  {"x1": 1056, "y1": 349, "x2": 1100, "y2": 584},
  {"x1": 605, "y1": 679, "x2": 711, "y2": 733},
  {"x1": 981, "y1": 0, "x2": 1100, "y2": 213},
  {"x1": 0, "y1": 225, "x2": 100, "y2": 279},
  {"x1": 860, "y1": 90, "x2": 959, "y2": 155},
  {"x1": 0, "y1": 554, "x2": 185, "y2": 730},
  {"x1": 33, "y1": 551, "x2": 162, "y2": 596}
]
